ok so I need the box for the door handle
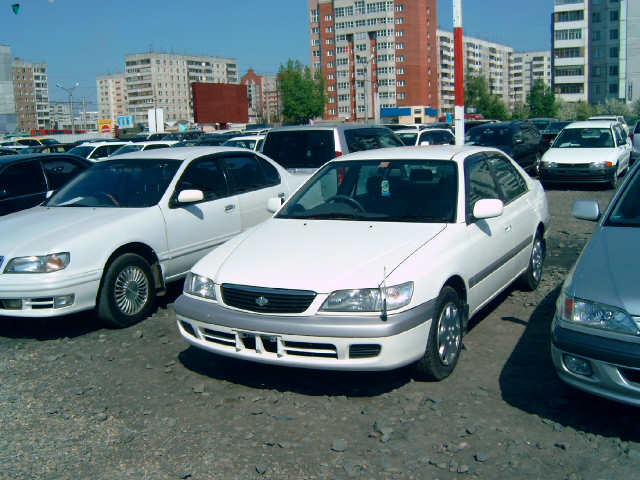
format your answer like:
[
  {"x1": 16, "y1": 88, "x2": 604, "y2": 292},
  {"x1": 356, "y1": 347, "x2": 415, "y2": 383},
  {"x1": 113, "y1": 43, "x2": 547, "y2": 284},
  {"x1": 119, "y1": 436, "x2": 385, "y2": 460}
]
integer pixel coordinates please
[
  {"x1": 224, "y1": 204, "x2": 236, "y2": 213},
  {"x1": 504, "y1": 225, "x2": 512, "y2": 232}
]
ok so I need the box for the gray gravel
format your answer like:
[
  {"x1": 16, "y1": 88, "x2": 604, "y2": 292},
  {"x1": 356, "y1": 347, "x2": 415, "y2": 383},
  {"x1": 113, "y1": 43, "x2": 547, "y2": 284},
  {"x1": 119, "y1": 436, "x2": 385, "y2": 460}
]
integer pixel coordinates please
[{"x1": 2, "y1": 184, "x2": 640, "y2": 480}]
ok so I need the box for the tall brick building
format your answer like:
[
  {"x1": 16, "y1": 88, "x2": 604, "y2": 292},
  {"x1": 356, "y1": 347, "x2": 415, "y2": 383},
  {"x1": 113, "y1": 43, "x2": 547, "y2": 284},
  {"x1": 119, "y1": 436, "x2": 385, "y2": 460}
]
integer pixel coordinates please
[{"x1": 308, "y1": 0, "x2": 438, "y2": 122}]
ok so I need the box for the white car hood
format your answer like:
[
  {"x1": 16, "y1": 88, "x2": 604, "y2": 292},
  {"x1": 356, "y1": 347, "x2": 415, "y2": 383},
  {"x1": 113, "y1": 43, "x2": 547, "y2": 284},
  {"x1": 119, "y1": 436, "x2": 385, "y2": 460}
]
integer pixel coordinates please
[
  {"x1": 194, "y1": 218, "x2": 447, "y2": 293},
  {"x1": 543, "y1": 147, "x2": 618, "y2": 164},
  {"x1": 0, "y1": 206, "x2": 155, "y2": 257}
]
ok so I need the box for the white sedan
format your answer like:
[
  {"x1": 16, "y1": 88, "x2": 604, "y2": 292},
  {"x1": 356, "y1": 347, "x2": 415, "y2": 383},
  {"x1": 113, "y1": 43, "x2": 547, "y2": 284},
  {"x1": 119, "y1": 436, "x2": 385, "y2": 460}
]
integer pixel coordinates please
[
  {"x1": 0, "y1": 147, "x2": 302, "y2": 327},
  {"x1": 540, "y1": 120, "x2": 632, "y2": 189},
  {"x1": 176, "y1": 145, "x2": 551, "y2": 381}
]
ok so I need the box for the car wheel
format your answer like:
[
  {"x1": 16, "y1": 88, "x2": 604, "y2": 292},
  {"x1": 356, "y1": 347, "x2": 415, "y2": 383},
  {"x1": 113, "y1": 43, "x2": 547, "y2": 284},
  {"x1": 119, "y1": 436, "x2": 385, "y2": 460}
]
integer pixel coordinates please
[
  {"x1": 97, "y1": 253, "x2": 156, "y2": 328},
  {"x1": 517, "y1": 231, "x2": 545, "y2": 291},
  {"x1": 412, "y1": 286, "x2": 463, "y2": 381},
  {"x1": 531, "y1": 154, "x2": 541, "y2": 177},
  {"x1": 609, "y1": 169, "x2": 619, "y2": 190}
]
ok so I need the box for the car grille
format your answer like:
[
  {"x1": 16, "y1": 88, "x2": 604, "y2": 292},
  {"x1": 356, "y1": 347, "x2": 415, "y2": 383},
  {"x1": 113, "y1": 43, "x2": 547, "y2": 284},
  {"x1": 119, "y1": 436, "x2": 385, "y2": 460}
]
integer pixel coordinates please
[{"x1": 221, "y1": 284, "x2": 316, "y2": 314}]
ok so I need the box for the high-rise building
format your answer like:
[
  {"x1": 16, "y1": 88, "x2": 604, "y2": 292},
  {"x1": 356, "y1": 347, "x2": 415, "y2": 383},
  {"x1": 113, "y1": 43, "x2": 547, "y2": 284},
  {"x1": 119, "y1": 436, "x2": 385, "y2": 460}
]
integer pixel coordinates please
[
  {"x1": 241, "y1": 69, "x2": 281, "y2": 124},
  {"x1": 97, "y1": 73, "x2": 126, "y2": 125},
  {"x1": 0, "y1": 45, "x2": 17, "y2": 134},
  {"x1": 437, "y1": 30, "x2": 514, "y2": 115},
  {"x1": 308, "y1": 0, "x2": 439, "y2": 122},
  {"x1": 124, "y1": 52, "x2": 238, "y2": 128},
  {"x1": 12, "y1": 59, "x2": 50, "y2": 132},
  {"x1": 512, "y1": 51, "x2": 553, "y2": 105},
  {"x1": 552, "y1": 0, "x2": 640, "y2": 105}
]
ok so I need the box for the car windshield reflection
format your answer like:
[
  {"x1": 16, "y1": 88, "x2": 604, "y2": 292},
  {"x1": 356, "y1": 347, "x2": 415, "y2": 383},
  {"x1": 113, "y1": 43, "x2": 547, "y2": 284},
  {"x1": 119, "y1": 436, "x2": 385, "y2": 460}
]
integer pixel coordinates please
[
  {"x1": 44, "y1": 159, "x2": 182, "y2": 208},
  {"x1": 553, "y1": 128, "x2": 614, "y2": 148},
  {"x1": 606, "y1": 167, "x2": 640, "y2": 227},
  {"x1": 277, "y1": 159, "x2": 457, "y2": 223}
]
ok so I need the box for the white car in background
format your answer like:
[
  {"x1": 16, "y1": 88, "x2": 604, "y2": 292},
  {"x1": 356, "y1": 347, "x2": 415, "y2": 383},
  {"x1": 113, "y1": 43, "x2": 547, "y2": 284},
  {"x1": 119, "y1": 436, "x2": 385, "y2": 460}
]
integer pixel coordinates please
[
  {"x1": 0, "y1": 147, "x2": 302, "y2": 327},
  {"x1": 110, "y1": 140, "x2": 177, "y2": 155},
  {"x1": 221, "y1": 135, "x2": 265, "y2": 151},
  {"x1": 540, "y1": 120, "x2": 632, "y2": 189},
  {"x1": 67, "y1": 141, "x2": 132, "y2": 162},
  {"x1": 395, "y1": 128, "x2": 455, "y2": 147},
  {"x1": 176, "y1": 145, "x2": 550, "y2": 381}
]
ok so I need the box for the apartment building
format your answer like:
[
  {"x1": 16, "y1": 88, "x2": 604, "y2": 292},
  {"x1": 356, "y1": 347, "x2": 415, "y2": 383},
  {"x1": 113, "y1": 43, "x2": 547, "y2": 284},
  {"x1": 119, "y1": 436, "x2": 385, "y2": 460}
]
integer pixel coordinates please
[
  {"x1": 12, "y1": 59, "x2": 49, "y2": 132},
  {"x1": 241, "y1": 69, "x2": 281, "y2": 124},
  {"x1": 124, "y1": 52, "x2": 238, "y2": 128},
  {"x1": 438, "y1": 30, "x2": 513, "y2": 115},
  {"x1": 308, "y1": 0, "x2": 439, "y2": 122},
  {"x1": 97, "y1": 73, "x2": 126, "y2": 125},
  {"x1": 512, "y1": 51, "x2": 552, "y2": 104},
  {"x1": 552, "y1": 0, "x2": 640, "y2": 104},
  {"x1": 0, "y1": 45, "x2": 17, "y2": 134}
]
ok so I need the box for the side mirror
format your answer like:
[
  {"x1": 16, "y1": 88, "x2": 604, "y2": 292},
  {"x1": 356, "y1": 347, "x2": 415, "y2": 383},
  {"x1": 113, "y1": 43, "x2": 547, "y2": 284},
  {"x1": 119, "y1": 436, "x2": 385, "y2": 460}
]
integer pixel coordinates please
[
  {"x1": 571, "y1": 199, "x2": 600, "y2": 222},
  {"x1": 419, "y1": 141, "x2": 431, "y2": 146},
  {"x1": 473, "y1": 198, "x2": 504, "y2": 219},
  {"x1": 266, "y1": 197, "x2": 284, "y2": 213},
  {"x1": 176, "y1": 189, "x2": 204, "y2": 204}
]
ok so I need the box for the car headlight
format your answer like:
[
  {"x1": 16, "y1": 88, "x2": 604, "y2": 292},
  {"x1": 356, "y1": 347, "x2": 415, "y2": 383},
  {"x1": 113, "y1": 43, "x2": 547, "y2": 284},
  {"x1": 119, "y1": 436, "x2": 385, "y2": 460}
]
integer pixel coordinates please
[
  {"x1": 320, "y1": 282, "x2": 413, "y2": 312},
  {"x1": 4, "y1": 253, "x2": 70, "y2": 273},
  {"x1": 184, "y1": 272, "x2": 216, "y2": 300},
  {"x1": 557, "y1": 292, "x2": 639, "y2": 335},
  {"x1": 541, "y1": 161, "x2": 557, "y2": 168},
  {"x1": 591, "y1": 160, "x2": 613, "y2": 168}
]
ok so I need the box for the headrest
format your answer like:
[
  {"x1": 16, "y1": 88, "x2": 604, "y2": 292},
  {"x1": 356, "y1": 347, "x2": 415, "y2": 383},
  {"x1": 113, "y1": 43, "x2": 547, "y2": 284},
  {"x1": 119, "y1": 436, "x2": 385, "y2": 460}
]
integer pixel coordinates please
[{"x1": 409, "y1": 169, "x2": 433, "y2": 181}]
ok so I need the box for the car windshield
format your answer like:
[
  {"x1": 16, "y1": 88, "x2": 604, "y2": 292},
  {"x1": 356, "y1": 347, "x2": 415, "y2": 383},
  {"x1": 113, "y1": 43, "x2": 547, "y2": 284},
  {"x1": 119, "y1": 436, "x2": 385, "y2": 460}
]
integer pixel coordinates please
[
  {"x1": 111, "y1": 144, "x2": 144, "y2": 155},
  {"x1": 606, "y1": 167, "x2": 640, "y2": 227},
  {"x1": 465, "y1": 126, "x2": 510, "y2": 146},
  {"x1": 41, "y1": 138, "x2": 60, "y2": 145},
  {"x1": 44, "y1": 159, "x2": 182, "y2": 208},
  {"x1": 396, "y1": 132, "x2": 418, "y2": 146},
  {"x1": 553, "y1": 128, "x2": 614, "y2": 148},
  {"x1": 67, "y1": 145, "x2": 95, "y2": 158},
  {"x1": 222, "y1": 139, "x2": 256, "y2": 149},
  {"x1": 545, "y1": 122, "x2": 571, "y2": 132},
  {"x1": 277, "y1": 159, "x2": 457, "y2": 223}
]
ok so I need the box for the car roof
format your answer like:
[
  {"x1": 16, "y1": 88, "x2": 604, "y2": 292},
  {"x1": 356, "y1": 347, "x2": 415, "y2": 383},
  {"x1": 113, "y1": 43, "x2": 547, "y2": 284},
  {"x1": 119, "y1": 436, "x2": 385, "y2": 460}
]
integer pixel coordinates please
[
  {"x1": 225, "y1": 135, "x2": 265, "y2": 141},
  {"x1": 0, "y1": 152, "x2": 92, "y2": 167},
  {"x1": 564, "y1": 120, "x2": 617, "y2": 129},
  {"x1": 72, "y1": 141, "x2": 132, "y2": 147},
  {"x1": 328, "y1": 144, "x2": 499, "y2": 164},
  {"x1": 267, "y1": 124, "x2": 392, "y2": 132},
  {"x1": 95, "y1": 146, "x2": 261, "y2": 163}
]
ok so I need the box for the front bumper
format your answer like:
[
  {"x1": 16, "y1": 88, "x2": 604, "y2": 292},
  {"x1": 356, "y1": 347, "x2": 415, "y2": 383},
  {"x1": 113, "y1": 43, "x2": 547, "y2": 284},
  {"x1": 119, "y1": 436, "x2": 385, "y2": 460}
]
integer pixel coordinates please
[
  {"x1": 551, "y1": 317, "x2": 640, "y2": 407},
  {"x1": 0, "y1": 270, "x2": 102, "y2": 317},
  {"x1": 175, "y1": 294, "x2": 435, "y2": 371},
  {"x1": 540, "y1": 164, "x2": 616, "y2": 184}
]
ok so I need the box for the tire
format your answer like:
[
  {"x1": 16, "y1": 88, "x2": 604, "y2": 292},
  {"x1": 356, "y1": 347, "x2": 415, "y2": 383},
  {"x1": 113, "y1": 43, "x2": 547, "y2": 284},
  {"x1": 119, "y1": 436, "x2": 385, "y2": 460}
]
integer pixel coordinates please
[
  {"x1": 97, "y1": 253, "x2": 156, "y2": 328},
  {"x1": 609, "y1": 170, "x2": 619, "y2": 190},
  {"x1": 530, "y1": 154, "x2": 541, "y2": 177},
  {"x1": 412, "y1": 286, "x2": 463, "y2": 381},
  {"x1": 518, "y1": 232, "x2": 544, "y2": 292}
]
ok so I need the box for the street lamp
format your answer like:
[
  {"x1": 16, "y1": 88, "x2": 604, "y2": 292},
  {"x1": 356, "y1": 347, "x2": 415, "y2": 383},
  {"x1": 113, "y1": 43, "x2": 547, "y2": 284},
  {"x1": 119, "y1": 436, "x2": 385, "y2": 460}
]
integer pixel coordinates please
[
  {"x1": 56, "y1": 82, "x2": 79, "y2": 134},
  {"x1": 356, "y1": 54, "x2": 374, "y2": 123}
]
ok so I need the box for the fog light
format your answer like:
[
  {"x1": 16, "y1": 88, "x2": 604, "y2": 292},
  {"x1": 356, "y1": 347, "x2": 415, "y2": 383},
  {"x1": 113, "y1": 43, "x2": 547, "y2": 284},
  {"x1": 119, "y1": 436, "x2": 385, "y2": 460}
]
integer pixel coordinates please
[
  {"x1": 563, "y1": 354, "x2": 593, "y2": 376},
  {"x1": 54, "y1": 294, "x2": 75, "y2": 308},
  {"x1": 2, "y1": 299, "x2": 23, "y2": 310}
]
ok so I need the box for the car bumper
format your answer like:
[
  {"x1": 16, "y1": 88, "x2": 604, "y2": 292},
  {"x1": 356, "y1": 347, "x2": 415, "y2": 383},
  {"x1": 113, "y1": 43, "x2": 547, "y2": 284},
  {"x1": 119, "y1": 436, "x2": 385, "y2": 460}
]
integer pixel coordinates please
[
  {"x1": 175, "y1": 294, "x2": 435, "y2": 371},
  {"x1": 539, "y1": 164, "x2": 616, "y2": 183},
  {"x1": 0, "y1": 270, "x2": 102, "y2": 317},
  {"x1": 551, "y1": 318, "x2": 640, "y2": 407}
]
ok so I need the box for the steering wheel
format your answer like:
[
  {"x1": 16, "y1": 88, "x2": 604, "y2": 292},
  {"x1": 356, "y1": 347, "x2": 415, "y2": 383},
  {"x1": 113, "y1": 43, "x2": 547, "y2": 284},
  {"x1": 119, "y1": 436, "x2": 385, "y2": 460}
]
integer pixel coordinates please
[
  {"x1": 326, "y1": 195, "x2": 366, "y2": 212},
  {"x1": 94, "y1": 191, "x2": 121, "y2": 207}
]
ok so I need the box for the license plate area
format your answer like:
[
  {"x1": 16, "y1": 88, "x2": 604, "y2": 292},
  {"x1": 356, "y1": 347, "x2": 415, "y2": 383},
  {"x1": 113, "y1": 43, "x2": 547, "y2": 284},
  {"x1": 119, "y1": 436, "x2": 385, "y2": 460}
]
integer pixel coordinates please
[{"x1": 237, "y1": 331, "x2": 279, "y2": 354}]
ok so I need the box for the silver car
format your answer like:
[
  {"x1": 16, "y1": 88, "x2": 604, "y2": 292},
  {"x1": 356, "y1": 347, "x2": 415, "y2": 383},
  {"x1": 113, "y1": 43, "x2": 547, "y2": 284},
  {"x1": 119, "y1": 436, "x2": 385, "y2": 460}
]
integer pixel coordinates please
[{"x1": 551, "y1": 161, "x2": 640, "y2": 406}]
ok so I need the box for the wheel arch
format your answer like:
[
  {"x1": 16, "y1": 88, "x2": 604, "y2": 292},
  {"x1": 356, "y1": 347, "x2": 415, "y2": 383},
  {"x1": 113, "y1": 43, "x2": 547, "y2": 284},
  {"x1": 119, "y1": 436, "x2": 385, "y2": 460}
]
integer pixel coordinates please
[{"x1": 441, "y1": 275, "x2": 469, "y2": 332}]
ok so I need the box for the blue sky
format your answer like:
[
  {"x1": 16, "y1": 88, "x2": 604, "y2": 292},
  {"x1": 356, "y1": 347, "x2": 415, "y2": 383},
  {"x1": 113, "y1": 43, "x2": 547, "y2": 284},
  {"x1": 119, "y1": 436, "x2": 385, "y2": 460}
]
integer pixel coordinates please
[{"x1": 1, "y1": 0, "x2": 554, "y2": 108}]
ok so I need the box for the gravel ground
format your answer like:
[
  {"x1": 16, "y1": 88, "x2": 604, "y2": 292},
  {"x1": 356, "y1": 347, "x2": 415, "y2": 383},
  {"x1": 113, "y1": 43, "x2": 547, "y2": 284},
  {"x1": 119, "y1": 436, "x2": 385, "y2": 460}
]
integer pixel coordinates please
[{"x1": 2, "y1": 184, "x2": 640, "y2": 480}]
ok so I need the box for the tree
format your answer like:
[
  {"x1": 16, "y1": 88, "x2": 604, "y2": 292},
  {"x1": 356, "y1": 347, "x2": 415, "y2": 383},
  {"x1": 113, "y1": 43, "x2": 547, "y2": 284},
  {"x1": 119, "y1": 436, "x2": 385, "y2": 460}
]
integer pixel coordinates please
[
  {"x1": 465, "y1": 71, "x2": 509, "y2": 120},
  {"x1": 526, "y1": 80, "x2": 557, "y2": 118},
  {"x1": 278, "y1": 59, "x2": 326, "y2": 125},
  {"x1": 574, "y1": 100, "x2": 596, "y2": 121},
  {"x1": 510, "y1": 102, "x2": 530, "y2": 121}
]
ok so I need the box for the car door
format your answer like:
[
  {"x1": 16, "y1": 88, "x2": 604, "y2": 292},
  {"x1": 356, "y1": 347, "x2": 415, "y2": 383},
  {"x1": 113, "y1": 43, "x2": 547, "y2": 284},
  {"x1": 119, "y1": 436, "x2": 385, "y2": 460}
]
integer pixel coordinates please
[
  {"x1": 485, "y1": 152, "x2": 534, "y2": 276},
  {"x1": 161, "y1": 155, "x2": 241, "y2": 279},
  {"x1": 222, "y1": 152, "x2": 289, "y2": 231},
  {"x1": 464, "y1": 153, "x2": 514, "y2": 311},
  {"x1": 613, "y1": 124, "x2": 631, "y2": 172},
  {"x1": 0, "y1": 160, "x2": 48, "y2": 215}
]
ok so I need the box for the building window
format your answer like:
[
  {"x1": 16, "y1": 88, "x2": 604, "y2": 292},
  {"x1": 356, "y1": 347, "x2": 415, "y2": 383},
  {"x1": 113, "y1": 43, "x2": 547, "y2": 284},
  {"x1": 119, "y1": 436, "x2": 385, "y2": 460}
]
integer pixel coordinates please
[
  {"x1": 592, "y1": 30, "x2": 601, "y2": 41},
  {"x1": 396, "y1": 43, "x2": 405, "y2": 50},
  {"x1": 325, "y1": 14, "x2": 333, "y2": 21},
  {"x1": 609, "y1": 65, "x2": 619, "y2": 76},
  {"x1": 610, "y1": 46, "x2": 619, "y2": 57},
  {"x1": 556, "y1": 10, "x2": 584, "y2": 22},
  {"x1": 555, "y1": 29, "x2": 582, "y2": 41},
  {"x1": 591, "y1": 12, "x2": 601, "y2": 22},
  {"x1": 397, "y1": 67, "x2": 405, "y2": 74},
  {"x1": 592, "y1": 66, "x2": 602, "y2": 76},
  {"x1": 610, "y1": 10, "x2": 619, "y2": 21},
  {"x1": 609, "y1": 83, "x2": 619, "y2": 94},
  {"x1": 355, "y1": 1, "x2": 365, "y2": 14},
  {"x1": 610, "y1": 29, "x2": 619, "y2": 40}
]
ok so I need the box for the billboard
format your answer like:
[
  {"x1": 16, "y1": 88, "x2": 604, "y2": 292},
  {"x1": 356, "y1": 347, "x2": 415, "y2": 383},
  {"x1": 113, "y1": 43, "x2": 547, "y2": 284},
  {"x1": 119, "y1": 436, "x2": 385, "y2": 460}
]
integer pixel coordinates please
[{"x1": 192, "y1": 83, "x2": 248, "y2": 124}]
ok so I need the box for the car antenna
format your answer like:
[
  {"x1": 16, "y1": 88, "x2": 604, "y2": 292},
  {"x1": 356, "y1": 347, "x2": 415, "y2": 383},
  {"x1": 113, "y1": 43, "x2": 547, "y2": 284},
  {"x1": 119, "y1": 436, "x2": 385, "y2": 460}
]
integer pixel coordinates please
[{"x1": 380, "y1": 266, "x2": 388, "y2": 322}]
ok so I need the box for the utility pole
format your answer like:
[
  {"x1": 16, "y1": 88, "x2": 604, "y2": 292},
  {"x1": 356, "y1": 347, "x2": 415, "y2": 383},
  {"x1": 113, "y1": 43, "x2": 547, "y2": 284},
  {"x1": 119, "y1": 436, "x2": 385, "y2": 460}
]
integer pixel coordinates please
[
  {"x1": 453, "y1": 0, "x2": 465, "y2": 145},
  {"x1": 56, "y1": 83, "x2": 79, "y2": 134}
]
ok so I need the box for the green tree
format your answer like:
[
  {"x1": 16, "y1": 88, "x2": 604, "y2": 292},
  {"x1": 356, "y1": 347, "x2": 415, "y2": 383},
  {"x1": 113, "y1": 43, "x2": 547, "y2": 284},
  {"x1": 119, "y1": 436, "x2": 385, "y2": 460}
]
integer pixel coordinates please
[
  {"x1": 510, "y1": 102, "x2": 530, "y2": 121},
  {"x1": 594, "y1": 97, "x2": 632, "y2": 119},
  {"x1": 465, "y1": 71, "x2": 509, "y2": 120},
  {"x1": 278, "y1": 59, "x2": 326, "y2": 125},
  {"x1": 574, "y1": 100, "x2": 596, "y2": 121},
  {"x1": 526, "y1": 80, "x2": 557, "y2": 118}
]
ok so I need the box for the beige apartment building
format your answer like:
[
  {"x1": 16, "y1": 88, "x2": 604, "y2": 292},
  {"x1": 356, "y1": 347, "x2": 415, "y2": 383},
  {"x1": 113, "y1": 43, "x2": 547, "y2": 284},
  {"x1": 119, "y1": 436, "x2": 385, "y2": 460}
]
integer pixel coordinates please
[
  {"x1": 97, "y1": 73, "x2": 126, "y2": 126},
  {"x1": 12, "y1": 59, "x2": 49, "y2": 132},
  {"x1": 512, "y1": 51, "x2": 553, "y2": 104},
  {"x1": 123, "y1": 52, "x2": 238, "y2": 129}
]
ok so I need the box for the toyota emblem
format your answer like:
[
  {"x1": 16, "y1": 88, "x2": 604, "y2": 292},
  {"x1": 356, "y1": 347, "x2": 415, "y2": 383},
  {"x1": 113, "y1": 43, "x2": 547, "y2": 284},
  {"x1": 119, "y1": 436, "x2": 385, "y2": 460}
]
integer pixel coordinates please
[{"x1": 255, "y1": 296, "x2": 269, "y2": 307}]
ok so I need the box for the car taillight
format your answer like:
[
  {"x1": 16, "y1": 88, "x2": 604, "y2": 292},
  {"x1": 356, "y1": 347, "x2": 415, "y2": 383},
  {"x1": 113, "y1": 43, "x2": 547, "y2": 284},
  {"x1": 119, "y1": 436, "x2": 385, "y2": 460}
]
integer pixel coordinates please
[{"x1": 335, "y1": 151, "x2": 343, "y2": 158}]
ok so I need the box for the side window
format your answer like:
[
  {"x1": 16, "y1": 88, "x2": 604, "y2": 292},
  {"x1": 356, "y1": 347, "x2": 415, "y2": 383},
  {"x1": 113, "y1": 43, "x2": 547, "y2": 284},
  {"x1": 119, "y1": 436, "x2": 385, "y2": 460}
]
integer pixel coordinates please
[
  {"x1": 466, "y1": 156, "x2": 500, "y2": 216},
  {"x1": 377, "y1": 130, "x2": 404, "y2": 148},
  {"x1": 224, "y1": 154, "x2": 268, "y2": 194},
  {"x1": 90, "y1": 146, "x2": 106, "y2": 159},
  {"x1": 41, "y1": 158, "x2": 86, "y2": 190},
  {"x1": 176, "y1": 157, "x2": 230, "y2": 201},
  {"x1": 487, "y1": 155, "x2": 528, "y2": 203},
  {"x1": 257, "y1": 157, "x2": 281, "y2": 186},
  {"x1": 0, "y1": 161, "x2": 47, "y2": 197},
  {"x1": 512, "y1": 126, "x2": 523, "y2": 144}
]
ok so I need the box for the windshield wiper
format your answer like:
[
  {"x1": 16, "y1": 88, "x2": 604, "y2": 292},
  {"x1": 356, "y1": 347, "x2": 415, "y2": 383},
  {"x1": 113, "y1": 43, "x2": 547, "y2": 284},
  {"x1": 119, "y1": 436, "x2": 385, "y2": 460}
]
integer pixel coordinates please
[
  {"x1": 295, "y1": 213, "x2": 365, "y2": 220},
  {"x1": 378, "y1": 214, "x2": 450, "y2": 223}
]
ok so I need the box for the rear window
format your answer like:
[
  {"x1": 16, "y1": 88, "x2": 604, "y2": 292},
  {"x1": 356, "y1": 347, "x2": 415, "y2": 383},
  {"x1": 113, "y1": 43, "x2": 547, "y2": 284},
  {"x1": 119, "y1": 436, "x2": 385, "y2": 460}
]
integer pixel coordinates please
[
  {"x1": 261, "y1": 130, "x2": 336, "y2": 169},
  {"x1": 344, "y1": 129, "x2": 404, "y2": 152}
]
